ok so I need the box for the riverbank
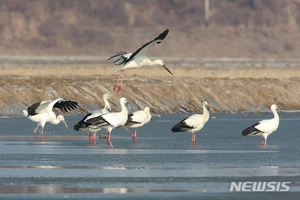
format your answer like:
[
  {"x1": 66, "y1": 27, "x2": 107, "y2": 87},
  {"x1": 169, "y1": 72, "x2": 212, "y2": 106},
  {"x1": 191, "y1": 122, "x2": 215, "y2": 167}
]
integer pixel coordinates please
[{"x1": 1, "y1": 68, "x2": 300, "y2": 115}]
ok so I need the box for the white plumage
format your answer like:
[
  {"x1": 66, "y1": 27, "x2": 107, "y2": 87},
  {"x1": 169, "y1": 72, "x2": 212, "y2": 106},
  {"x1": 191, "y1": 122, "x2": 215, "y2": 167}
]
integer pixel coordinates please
[
  {"x1": 123, "y1": 106, "x2": 152, "y2": 142},
  {"x1": 23, "y1": 98, "x2": 79, "y2": 141},
  {"x1": 74, "y1": 94, "x2": 116, "y2": 145},
  {"x1": 76, "y1": 97, "x2": 131, "y2": 148},
  {"x1": 171, "y1": 101, "x2": 210, "y2": 146},
  {"x1": 108, "y1": 29, "x2": 173, "y2": 92},
  {"x1": 242, "y1": 104, "x2": 280, "y2": 145}
]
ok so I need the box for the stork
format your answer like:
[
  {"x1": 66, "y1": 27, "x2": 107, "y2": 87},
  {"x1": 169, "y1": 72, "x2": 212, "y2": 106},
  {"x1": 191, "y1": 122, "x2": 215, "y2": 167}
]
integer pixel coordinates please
[
  {"x1": 242, "y1": 104, "x2": 280, "y2": 145},
  {"x1": 74, "y1": 94, "x2": 116, "y2": 145},
  {"x1": 171, "y1": 102, "x2": 210, "y2": 146},
  {"x1": 108, "y1": 29, "x2": 173, "y2": 92},
  {"x1": 123, "y1": 106, "x2": 152, "y2": 142},
  {"x1": 23, "y1": 98, "x2": 79, "y2": 141}
]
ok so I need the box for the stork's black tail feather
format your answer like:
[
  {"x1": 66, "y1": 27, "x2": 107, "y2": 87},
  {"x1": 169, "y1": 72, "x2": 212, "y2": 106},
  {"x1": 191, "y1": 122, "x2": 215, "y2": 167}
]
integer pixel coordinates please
[
  {"x1": 241, "y1": 123, "x2": 261, "y2": 136},
  {"x1": 171, "y1": 117, "x2": 193, "y2": 133},
  {"x1": 74, "y1": 120, "x2": 87, "y2": 131},
  {"x1": 241, "y1": 126, "x2": 252, "y2": 136},
  {"x1": 171, "y1": 123, "x2": 182, "y2": 132},
  {"x1": 74, "y1": 113, "x2": 92, "y2": 131}
]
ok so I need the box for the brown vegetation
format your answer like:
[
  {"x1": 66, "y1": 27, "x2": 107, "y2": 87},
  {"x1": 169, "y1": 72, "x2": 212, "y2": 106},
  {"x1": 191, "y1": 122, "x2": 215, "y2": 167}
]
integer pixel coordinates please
[
  {"x1": 0, "y1": 0, "x2": 300, "y2": 57},
  {"x1": 2, "y1": 63, "x2": 300, "y2": 79},
  {"x1": 1, "y1": 64, "x2": 300, "y2": 115}
]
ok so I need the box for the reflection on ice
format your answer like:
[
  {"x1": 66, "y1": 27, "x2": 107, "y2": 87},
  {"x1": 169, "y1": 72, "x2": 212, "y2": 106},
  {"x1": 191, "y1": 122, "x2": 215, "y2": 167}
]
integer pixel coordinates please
[
  {"x1": 0, "y1": 141, "x2": 276, "y2": 155},
  {"x1": 0, "y1": 185, "x2": 202, "y2": 194},
  {"x1": 1, "y1": 165, "x2": 300, "y2": 178},
  {"x1": 92, "y1": 149, "x2": 276, "y2": 155}
]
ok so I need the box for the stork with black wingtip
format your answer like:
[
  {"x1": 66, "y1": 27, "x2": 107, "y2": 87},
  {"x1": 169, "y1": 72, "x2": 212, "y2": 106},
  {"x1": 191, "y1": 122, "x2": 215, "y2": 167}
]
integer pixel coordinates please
[
  {"x1": 241, "y1": 104, "x2": 280, "y2": 145},
  {"x1": 171, "y1": 101, "x2": 210, "y2": 146},
  {"x1": 123, "y1": 106, "x2": 152, "y2": 142},
  {"x1": 23, "y1": 98, "x2": 79, "y2": 141},
  {"x1": 74, "y1": 97, "x2": 131, "y2": 148},
  {"x1": 108, "y1": 29, "x2": 173, "y2": 92},
  {"x1": 74, "y1": 93, "x2": 116, "y2": 145}
]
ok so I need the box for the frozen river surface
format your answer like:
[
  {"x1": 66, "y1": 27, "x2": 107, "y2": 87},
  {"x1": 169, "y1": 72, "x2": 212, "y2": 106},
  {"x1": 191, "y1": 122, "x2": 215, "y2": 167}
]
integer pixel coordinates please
[{"x1": 0, "y1": 112, "x2": 300, "y2": 199}]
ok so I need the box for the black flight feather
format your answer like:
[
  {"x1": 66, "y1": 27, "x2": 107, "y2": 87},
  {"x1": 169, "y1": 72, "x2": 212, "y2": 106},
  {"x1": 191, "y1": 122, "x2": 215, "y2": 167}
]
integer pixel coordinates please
[
  {"x1": 54, "y1": 100, "x2": 79, "y2": 113},
  {"x1": 154, "y1": 28, "x2": 169, "y2": 43},
  {"x1": 127, "y1": 29, "x2": 169, "y2": 64},
  {"x1": 125, "y1": 114, "x2": 141, "y2": 126},
  {"x1": 241, "y1": 122, "x2": 262, "y2": 136},
  {"x1": 27, "y1": 102, "x2": 41, "y2": 116},
  {"x1": 171, "y1": 117, "x2": 194, "y2": 132},
  {"x1": 85, "y1": 115, "x2": 112, "y2": 127},
  {"x1": 74, "y1": 113, "x2": 92, "y2": 131},
  {"x1": 108, "y1": 51, "x2": 127, "y2": 60}
]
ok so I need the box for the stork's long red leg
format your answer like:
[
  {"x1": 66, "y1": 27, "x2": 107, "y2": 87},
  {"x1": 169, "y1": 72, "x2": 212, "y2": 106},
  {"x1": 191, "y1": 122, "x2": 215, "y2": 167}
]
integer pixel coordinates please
[
  {"x1": 134, "y1": 128, "x2": 137, "y2": 143},
  {"x1": 33, "y1": 125, "x2": 39, "y2": 140},
  {"x1": 117, "y1": 68, "x2": 130, "y2": 92},
  {"x1": 41, "y1": 127, "x2": 44, "y2": 141},
  {"x1": 118, "y1": 71, "x2": 125, "y2": 92},
  {"x1": 87, "y1": 131, "x2": 92, "y2": 145},
  {"x1": 93, "y1": 132, "x2": 97, "y2": 145},
  {"x1": 191, "y1": 132, "x2": 196, "y2": 146},
  {"x1": 123, "y1": 126, "x2": 135, "y2": 142},
  {"x1": 114, "y1": 72, "x2": 123, "y2": 91},
  {"x1": 107, "y1": 132, "x2": 113, "y2": 148}
]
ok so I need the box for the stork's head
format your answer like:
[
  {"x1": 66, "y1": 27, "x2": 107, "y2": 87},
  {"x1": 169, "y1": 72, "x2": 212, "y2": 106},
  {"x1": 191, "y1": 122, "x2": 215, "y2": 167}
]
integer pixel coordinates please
[
  {"x1": 154, "y1": 60, "x2": 173, "y2": 75},
  {"x1": 203, "y1": 101, "x2": 211, "y2": 111},
  {"x1": 271, "y1": 104, "x2": 278, "y2": 110},
  {"x1": 57, "y1": 115, "x2": 69, "y2": 130},
  {"x1": 103, "y1": 93, "x2": 110, "y2": 100},
  {"x1": 144, "y1": 106, "x2": 150, "y2": 113},
  {"x1": 120, "y1": 97, "x2": 132, "y2": 110},
  {"x1": 103, "y1": 93, "x2": 117, "y2": 112}
]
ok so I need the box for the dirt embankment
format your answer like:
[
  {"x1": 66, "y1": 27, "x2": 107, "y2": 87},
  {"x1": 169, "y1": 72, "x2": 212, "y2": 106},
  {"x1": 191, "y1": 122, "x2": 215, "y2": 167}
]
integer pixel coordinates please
[{"x1": 1, "y1": 74, "x2": 300, "y2": 116}]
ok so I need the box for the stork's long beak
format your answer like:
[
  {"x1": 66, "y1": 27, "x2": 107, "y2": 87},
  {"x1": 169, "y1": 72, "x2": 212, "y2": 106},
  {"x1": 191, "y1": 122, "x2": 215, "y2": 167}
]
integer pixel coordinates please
[
  {"x1": 109, "y1": 98, "x2": 117, "y2": 107},
  {"x1": 162, "y1": 64, "x2": 173, "y2": 75},
  {"x1": 62, "y1": 120, "x2": 69, "y2": 131},
  {"x1": 125, "y1": 102, "x2": 132, "y2": 110},
  {"x1": 277, "y1": 108, "x2": 285, "y2": 115}
]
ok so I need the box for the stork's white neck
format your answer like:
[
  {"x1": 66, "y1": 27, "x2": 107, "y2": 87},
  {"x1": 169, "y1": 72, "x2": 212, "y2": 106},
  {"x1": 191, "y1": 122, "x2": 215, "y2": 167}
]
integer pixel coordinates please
[
  {"x1": 272, "y1": 107, "x2": 279, "y2": 121},
  {"x1": 143, "y1": 58, "x2": 163, "y2": 66},
  {"x1": 202, "y1": 104, "x2": 210, "y2": 122},
  {"x1": 144, "y1": 108, "x2": 151, "y2": 121},
  {"x1": 120, "y1": 101, "x2": 128, "y2": 116},
  {"x1": 145, "y1": 110, "x2": 151, "y2": 117},
  {"x1": 50, "y1": 115, "x2": 62, "y2": 125},
  {"x1": 102, "y1": 99, "x2": 111, "y2": 114}
]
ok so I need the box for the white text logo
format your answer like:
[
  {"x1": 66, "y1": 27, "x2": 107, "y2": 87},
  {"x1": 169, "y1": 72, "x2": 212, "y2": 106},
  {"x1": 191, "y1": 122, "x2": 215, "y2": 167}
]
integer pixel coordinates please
[{"x1": 229, "y1": 182, "x2": 291, "y2": 192}]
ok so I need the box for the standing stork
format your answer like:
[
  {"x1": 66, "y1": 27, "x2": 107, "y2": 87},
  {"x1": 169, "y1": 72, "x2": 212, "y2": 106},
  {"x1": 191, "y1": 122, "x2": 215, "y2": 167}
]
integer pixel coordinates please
[
  {"x1": 171, "y1": 102, "x2": 210, "y2": 146},
  {"x1": 242, "y1": 104, "x2": 280, "y2": 145},
  {"x1": 74, "y1": 97, "x2": 131, "y2": 148},
  {"x1": 123, "y1": 106, "x2": 152, "y2": 142},
  {"x1": 74, "y1": 94, "x2": 116, "y2": 145},
  {"x1": 23, "y1": 98, "x2": 79, "y2": 141},
  {"x1": 108, "y1": 29, "x2": 173, "y2": 92}
]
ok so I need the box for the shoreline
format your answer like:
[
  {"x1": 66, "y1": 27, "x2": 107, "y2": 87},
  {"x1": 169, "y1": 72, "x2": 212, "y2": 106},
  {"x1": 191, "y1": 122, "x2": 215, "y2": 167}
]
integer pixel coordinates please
[{"x1": 1, "y1": 71, "x2": 300, "y2": 115}]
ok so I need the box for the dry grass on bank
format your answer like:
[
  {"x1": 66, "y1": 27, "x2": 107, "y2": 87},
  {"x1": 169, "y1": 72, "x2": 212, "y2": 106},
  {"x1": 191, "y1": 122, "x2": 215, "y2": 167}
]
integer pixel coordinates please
[
  {"x1": 1, "y1": 64, "x2": 300, "y2": 79},
  {"x1": 1, "y1": 55, "x2": 300, "y2": 79}
]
